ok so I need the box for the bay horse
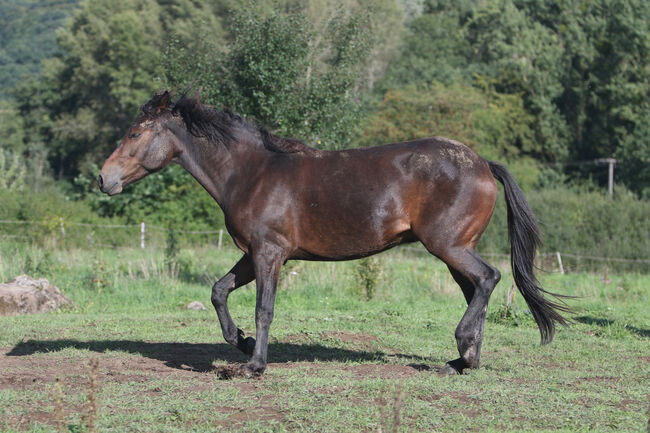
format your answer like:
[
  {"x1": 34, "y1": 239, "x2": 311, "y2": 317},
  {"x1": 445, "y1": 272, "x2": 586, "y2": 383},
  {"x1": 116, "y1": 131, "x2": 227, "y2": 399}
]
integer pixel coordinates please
[{"x1": 99, "y1": 90, "x2": 569, "y2": 376}]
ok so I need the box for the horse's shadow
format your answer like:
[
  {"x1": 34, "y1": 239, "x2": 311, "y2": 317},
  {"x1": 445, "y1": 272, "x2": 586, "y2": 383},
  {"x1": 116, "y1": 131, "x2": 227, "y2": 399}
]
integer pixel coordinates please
[
  {"x1": 6, "y1": 339, "x2": 423, "y2": 373},
  {"x1": 575, "y1": 316, "x2": 650, "y2": 338}
]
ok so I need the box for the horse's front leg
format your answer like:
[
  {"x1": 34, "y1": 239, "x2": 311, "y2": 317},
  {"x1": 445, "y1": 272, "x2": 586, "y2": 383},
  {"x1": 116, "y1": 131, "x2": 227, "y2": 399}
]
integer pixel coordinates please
[
  {"x1": 211, "y1": 254, "x2": 256, "y2": 355},
  {"x1": 241, "y1": 243, "x2": 285, "y2": 376}
]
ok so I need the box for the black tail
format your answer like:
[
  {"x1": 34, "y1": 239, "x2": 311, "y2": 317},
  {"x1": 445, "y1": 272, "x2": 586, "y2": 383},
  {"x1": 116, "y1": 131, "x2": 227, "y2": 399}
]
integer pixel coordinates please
[{"x1": 487, "y1": 160, "x2": 570, "y2": 344}]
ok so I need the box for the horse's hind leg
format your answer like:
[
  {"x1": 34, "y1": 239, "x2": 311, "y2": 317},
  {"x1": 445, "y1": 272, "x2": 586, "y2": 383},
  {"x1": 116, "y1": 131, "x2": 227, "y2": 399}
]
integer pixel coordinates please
[
  {"x1": 211, "y1": 254, "x2": 256, "y2": 355},
  {"x1": 448, "y1": 267, "x2": 474, "y2": 304},
  {"x1": 438, "y1": 249, "x2": 501, "y2": 374}
]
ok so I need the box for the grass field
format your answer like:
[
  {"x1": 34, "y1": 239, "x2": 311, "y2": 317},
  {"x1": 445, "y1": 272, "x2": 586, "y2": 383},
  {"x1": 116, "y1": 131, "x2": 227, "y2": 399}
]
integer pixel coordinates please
[{"x1": 1, "y1": 243, "x2": 648, "y2": 432}]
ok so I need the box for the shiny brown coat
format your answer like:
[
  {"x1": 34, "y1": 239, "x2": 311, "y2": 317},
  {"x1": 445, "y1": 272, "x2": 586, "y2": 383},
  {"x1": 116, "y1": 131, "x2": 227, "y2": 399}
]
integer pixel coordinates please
[{"x1": 100, "y1": 91, "x2": 568, "y2": 377}]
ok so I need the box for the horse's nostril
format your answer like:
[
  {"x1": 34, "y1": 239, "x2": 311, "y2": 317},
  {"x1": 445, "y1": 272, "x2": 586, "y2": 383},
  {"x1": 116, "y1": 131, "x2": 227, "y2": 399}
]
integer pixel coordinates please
[{"x1": 98, "y1": 174, "x2": 104, "y2": 188}]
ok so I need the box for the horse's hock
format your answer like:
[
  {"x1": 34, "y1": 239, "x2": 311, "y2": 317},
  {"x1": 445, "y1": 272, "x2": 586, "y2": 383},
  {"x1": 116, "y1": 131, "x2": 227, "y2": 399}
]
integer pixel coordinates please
[{"x1": 0, "y1": 275, "x2": 73, "y2": 316}]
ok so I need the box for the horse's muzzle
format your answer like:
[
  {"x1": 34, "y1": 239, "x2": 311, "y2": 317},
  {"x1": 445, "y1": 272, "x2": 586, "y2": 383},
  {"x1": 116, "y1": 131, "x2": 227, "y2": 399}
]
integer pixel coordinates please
[{"x1": 98, "y1": 172, "x2": 123, "y2": 195}]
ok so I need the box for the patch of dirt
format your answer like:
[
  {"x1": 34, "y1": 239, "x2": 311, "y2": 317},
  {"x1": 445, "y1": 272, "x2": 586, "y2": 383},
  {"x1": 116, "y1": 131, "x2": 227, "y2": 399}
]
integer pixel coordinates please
[
  {"x1": 576, "y1": 375, "x2": 620, "y2": 383},
  {"x1": 280, "y1": 330, "x2": 380, "y2": 349},
  {"x1": 8, "y1": 406, "x2": 86, "y2": 431},
  {"x1": 224, "y1": 394, "x2": 284, "y2": 424},
  {"x1": 615, "y1": 398, "x2": 641, "y2": 410},
  {"x1": 216, "y1": 364, "x2": 263, "y2": 380},
  {"x1": 0, "y1": 349, "x2": 213, "y2": 393},
  {"x1": 1, "y1": 345, "x2": 272, "y2": 430},
  {"x1": 417, "y1": 391, "x2": 479, "y2": 418},
  {"x1": 278, "y1": 333, "x2": 309, "y2": 344},
  {"x1": 343, "y1": 363, "x2": 420, "y2": 379},
  {"x1": 512, "y1": 377, "x2": 541, "y2": 385},
  {"x1": 0, "y1": 343, "x2": 426, "y2": 430},
  {"x1": 321, "y1": 331, "x2": 378, "y2": 345}
]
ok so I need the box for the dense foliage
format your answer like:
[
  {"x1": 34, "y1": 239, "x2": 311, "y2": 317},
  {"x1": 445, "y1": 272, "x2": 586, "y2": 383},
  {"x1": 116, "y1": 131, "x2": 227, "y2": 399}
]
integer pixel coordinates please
[
  {"x1": 378, "y1": 0, "x2": 650, "y2": 196},
  {"x1": 164, "y1": 5, "x2": 373, "y2": 149},
  {"x1": 479, "y1": 185, "x2": 650, "y2": 269},
  {"x1": 9, "y1": 0, "x2": 225, "y2": 179},
  {"x1": 0, "y1": 0, "x2": 78, "y2": 98}
]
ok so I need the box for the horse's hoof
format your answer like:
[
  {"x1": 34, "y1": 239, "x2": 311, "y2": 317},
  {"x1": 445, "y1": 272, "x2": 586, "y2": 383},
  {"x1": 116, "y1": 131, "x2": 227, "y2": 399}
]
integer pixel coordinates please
[
  {"x1": 216, "y1": 364, "x2": 262, "y2": 380},
  {"x1": 438, "y1": 363, "x2": 460, "y2": 376},
  {"x1": 438, "y1": 358, "x2": 467, "y2": 376},
  {"x1": 239, "y1": 364, "x2": 261, "y2": 379}
]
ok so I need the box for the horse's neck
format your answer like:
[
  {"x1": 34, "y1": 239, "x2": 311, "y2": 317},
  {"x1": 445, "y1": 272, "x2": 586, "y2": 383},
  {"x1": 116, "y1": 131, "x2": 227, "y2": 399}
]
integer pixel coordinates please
[{"x1": 176, "y1": 133, "x2": 264, "y2": 208}]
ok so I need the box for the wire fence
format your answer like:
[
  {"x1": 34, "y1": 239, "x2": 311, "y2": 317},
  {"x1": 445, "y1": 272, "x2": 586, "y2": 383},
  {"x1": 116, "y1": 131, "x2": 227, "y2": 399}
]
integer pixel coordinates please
[
  {"x1": 395, "y1": 245, "x2": 650, "y2": 274},
  {"x1": 1, "y1": 219, "x2": 648, "y2": 273},
  {"x1": 0, "y1": 219, "x2": 224, "y2": 250}
]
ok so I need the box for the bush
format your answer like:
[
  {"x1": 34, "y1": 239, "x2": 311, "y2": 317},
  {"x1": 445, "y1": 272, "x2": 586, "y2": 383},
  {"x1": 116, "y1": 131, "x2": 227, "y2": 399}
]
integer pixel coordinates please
[
  {"x1": 165, "y1": 5, "x2": 373, "y2": 149},
  {"x1": 357, "y1": 80, "x2": 538, "y2": 162},
  {"x1": 479, "y1": 185, "x2": 650, "y2": 272},
  {"x1": 0, "y1": 186, "x2": 132, "y2": 247},
  {"x1": 75, "y1": 164, "x2": 226, "y2": 233},
  {"x1": 354, "y1": 257, "x2": 382, "y2": 300}
]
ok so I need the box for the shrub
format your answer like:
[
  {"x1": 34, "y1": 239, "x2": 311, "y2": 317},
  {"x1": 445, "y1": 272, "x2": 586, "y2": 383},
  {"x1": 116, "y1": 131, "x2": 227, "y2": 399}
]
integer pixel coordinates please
[
  {"x1": 354, "y1": 257, "x2": 382, "y2": 300},
  {"x1": 479, "y1": 185, "x2": 650, "y2": 272},
  {"x1": 357, "y1": 80, "x2": 538, "y2": 162},
  {"x1": 0, "y1": 186, "x2": 131, "y2": 247},
  {"x1": 165, "y1": 4, "x2": 373, "y2": 149}
]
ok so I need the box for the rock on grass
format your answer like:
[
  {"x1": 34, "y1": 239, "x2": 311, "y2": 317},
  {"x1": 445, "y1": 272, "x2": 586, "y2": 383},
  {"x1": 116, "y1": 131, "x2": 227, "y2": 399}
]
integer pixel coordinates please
[{"x1": 0, "y1": 275, "x2": 73, "y2": 316}]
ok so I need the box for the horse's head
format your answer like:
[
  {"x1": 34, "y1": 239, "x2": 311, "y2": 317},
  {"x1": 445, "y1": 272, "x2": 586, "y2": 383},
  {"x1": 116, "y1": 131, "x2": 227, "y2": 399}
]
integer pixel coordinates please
[{"x1": 99, "y1": 90, "x2": 181, "y2": 195}]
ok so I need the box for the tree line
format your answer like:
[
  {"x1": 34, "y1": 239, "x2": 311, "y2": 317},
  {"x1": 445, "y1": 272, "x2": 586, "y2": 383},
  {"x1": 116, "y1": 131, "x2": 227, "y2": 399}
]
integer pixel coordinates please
[{"x1": 0, "y1": 0, "x2": 649, "y2": 227}]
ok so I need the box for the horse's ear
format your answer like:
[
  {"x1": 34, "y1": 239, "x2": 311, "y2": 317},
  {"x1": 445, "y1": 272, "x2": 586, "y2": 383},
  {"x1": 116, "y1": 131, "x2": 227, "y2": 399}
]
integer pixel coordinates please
[{"x1": 157, "y1": 91, "x2": 172, "y2": 114}]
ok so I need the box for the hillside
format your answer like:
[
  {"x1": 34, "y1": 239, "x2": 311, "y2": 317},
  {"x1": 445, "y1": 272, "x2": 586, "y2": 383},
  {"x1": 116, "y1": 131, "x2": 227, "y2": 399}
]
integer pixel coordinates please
[{"x1": 0, "y1": 0, "x2": 78, "y2": 98}]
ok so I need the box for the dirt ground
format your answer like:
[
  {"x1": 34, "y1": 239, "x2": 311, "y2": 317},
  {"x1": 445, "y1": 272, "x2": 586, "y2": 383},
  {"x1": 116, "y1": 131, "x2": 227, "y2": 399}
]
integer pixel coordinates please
[{"x1": 0, "y1": 334, "x2": 430, "y2": 431}]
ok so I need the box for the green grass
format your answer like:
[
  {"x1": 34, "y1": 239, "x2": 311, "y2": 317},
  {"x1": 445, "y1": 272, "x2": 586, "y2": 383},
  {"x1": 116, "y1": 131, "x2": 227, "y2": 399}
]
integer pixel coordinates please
[{"x1": 1, "y1": 244, "x2": 648, "y2": 432}]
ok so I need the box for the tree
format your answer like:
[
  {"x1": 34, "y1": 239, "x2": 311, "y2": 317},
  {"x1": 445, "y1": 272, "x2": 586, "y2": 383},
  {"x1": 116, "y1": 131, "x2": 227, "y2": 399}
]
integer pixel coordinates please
[
  {"x1": 12, "y1": 0, "x2": 226, "y2": 179},
  {"x1": 376, "y1": 0, "x2": 475, "y2": 93},
  {"x1": 0, "y1": 0, "x2": 78, "y2": 99},
  {"x1": 165, "y1": 4, "x2": 375, "y2": 149},
  {"x1": 358, "y1": 80, "x2": 537, "y2": 164},
  {"x1": 377, "y1": 0, "x2": 650, "y2": 194},
  {"x1": 466, "y1": 0, "x2": 570, "y2": 161}
]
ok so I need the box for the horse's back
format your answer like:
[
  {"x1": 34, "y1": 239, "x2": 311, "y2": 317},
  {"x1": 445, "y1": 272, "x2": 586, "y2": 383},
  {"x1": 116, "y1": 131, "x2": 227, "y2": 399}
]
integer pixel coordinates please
[{"x1": 270, "y1": 136, "x2": 497, "y2": 259}]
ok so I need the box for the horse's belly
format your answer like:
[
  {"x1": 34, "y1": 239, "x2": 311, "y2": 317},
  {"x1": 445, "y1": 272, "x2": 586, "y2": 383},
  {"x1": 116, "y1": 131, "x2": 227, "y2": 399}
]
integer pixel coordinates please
[{"x1": 293, "y1": 213, "x2": 413, "y2": 260}]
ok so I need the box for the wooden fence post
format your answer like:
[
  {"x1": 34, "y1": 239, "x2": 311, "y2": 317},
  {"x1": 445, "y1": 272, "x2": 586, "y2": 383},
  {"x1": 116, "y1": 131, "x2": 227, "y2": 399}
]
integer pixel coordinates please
[
  {"x1": 140, "y1": 222, "x2": 145, "y2": 249},
  {"x1": 607, "y1": 158, "x2": 615, "y2": 197},
  {"x1": 218, "y1": 229, "x2": 223, "y2": 250},
  {"x1": 556, "y1": 251, "x2": 564, "y2": 275},
  {"x1": 595, "y1": 158, "x2": 616, "y2": 197}
]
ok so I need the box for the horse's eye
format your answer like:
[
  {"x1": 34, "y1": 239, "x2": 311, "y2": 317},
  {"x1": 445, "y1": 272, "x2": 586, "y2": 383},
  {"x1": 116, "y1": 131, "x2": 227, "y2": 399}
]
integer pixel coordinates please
[{"x1": 129, "y1": 132, "x2": 141, "y2": 140}]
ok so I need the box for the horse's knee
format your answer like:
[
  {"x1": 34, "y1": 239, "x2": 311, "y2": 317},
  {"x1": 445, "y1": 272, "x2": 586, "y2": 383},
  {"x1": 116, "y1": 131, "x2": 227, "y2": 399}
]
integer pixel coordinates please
[
  {"x1": 479, "y1": 267, "x2": 500, "y2": 296},
  {"x1": 490, "y1": 267, "x2": 501, "y2": 286},
  {"x1": 211, "y1": 280, "x2": 229, "y2": 308}
]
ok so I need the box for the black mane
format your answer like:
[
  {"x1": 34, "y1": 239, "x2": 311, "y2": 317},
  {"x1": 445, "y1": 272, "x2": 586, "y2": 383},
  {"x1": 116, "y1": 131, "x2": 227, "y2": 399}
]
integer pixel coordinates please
[
  {"x1": 171, "y1": 96, "x2": 242, "y2": 145},
  {"x1": 143, "y1": 92, "x2": 319, "y2": 155}
]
